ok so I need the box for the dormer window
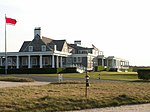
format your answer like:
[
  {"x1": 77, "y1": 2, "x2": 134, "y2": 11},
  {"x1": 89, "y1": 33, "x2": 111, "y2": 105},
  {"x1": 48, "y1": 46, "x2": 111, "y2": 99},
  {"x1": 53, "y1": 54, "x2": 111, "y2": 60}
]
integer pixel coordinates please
[
  {"x1": 29, "y1": 46, "x2": 33, "y2": 52},
  {"x1": 41, "y1": 45, "x2": 46, "y2": 51}
]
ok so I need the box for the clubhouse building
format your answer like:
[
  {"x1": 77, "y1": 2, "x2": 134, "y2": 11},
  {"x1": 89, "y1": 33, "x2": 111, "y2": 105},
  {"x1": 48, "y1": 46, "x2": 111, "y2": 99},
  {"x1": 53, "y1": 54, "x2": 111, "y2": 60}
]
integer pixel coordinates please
[{"x1": 0, "y1": 27, "x2": 129, "y2": 72}]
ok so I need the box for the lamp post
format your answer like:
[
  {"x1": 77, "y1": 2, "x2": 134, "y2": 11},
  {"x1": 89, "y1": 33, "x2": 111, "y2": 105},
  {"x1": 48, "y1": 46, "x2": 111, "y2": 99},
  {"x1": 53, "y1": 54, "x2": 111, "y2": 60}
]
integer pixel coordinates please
[{"x1": 85, "y1": 67, "x2": 90, "y2": 98}]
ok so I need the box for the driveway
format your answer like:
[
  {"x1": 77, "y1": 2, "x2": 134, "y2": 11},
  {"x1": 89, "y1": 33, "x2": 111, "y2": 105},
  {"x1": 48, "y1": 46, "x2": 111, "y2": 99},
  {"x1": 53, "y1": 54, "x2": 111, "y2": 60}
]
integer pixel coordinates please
[
  {"x1": 69, "y1": 103, "x2": 150, "y2": 112},
  {"x1": 11, "y1": 75, "x2": 84, "y2": 82},
  {"x1": 0, "y1": 81, "x2": 49, "y2": 88}
]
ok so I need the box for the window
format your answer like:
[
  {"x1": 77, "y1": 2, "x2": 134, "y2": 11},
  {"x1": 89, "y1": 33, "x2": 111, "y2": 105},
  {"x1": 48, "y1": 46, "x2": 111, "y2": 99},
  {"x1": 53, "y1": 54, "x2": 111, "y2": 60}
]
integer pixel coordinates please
[
  {"x1": 41, "y1": 45, "x2": 46, "y2": 51},
  {"x1": 31, "y1": 57, "x2": 37, "y2": 65},
  {"x1": 29, "y1": 46, "x2": 33, "y2": 52},
  {"x1": 73, "y1": 57, "x2": 76, "y2": 62},
  {"x1": 22, "y1": 57, "x2": 27, "y2": 65},
  {"x1": 82, "y1": 50, "x2": 88, "y2": 54},
  {"x1": 43, "y1": 57, "x2": 49, "y2": 65},
  {"x1": 78, "y1": 57, "x2": 81, "y2": 62}
]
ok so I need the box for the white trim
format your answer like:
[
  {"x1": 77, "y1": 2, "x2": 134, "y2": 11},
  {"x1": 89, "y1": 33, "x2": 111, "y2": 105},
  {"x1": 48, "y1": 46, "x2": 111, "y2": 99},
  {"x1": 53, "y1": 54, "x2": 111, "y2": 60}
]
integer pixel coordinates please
[
  {"x1": 29, "y1": 46, "x2": 33, "y2": 52},
  {"x1": 28, "y1": 55, "x2": 31, "y2": 68},
  {"x1": 52, "y1": 55, "x2": 54, "y2": 68},
  {"x1": 40, "y1": 55, "x2": 42, "y2": 68}
]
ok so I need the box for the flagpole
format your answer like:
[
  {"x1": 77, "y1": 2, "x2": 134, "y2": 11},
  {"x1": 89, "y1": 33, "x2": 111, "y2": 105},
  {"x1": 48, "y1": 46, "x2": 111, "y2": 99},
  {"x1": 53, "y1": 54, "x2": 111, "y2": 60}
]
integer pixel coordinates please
[{"x1": 5, "y1": 14, "x2": 7, "y2": 75}]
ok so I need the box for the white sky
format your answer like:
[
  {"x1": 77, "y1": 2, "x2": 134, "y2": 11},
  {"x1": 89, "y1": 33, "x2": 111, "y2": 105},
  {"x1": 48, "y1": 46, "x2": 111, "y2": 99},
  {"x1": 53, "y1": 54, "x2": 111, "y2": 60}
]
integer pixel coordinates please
[{"x1": 0, "y1": 0, "x2": 150, "y2": 66}]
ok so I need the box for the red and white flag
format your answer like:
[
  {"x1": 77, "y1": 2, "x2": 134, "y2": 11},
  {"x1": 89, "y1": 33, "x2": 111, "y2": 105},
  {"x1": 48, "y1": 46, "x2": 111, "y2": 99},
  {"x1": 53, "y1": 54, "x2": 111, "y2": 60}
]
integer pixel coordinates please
[{"x1": 6, "y1": 17, "x2": 17, "y2": 25}]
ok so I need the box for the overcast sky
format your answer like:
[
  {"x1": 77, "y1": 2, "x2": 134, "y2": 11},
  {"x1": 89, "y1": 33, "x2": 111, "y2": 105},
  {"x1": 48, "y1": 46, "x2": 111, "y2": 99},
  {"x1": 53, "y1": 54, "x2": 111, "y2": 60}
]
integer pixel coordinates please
[{"x1": 0, "y1": 0, "x2": 150, "y2": 66}]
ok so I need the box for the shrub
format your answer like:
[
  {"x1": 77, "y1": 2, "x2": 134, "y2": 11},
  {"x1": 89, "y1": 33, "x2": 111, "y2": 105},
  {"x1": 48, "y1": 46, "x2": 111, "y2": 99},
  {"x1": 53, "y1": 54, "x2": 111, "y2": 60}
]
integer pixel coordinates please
[
  {"x1": 94, "y1": 66, "x2": 105, "y2": 72},
  {"x1": 106, "y1": 68, "x2": 117, "y2": 72},
  {"x1": 0, "y1": 67, "x2": 78, "y2": 74},
  {"x1": 106, "y1": 68, "x2": 110, "y2": 72},
  {"x1": 61, "y1": 67, "x2": 78, "y2": 73},
  {"x1": 138, "y1": 69, "x2": 150, "y2": 80},
  {"x1": 128, "y1": 67, "x2": 133, "y2": 72},
  {"x1": 0, "y1": 68, "x2": 57, "y2": 74},
  {"x1": 57, "y1": 68, "x2": 64, "y2": 73}
]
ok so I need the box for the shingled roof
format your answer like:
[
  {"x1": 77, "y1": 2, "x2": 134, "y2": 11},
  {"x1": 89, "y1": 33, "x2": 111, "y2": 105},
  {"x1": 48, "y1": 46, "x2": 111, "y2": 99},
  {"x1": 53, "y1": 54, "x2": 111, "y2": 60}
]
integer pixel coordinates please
[
  {"x1": 68, "y1": 44, "x2": 93, "y2": 50},
  {"x1": 52, "y1": 40, "x2": 66, "y2": 51},
  {"x1": 19, "y1": 41, "x2": 31, "y2": 52},
  {"x1": 19, "y1": 36, "x2": 67, "y2": 52}
]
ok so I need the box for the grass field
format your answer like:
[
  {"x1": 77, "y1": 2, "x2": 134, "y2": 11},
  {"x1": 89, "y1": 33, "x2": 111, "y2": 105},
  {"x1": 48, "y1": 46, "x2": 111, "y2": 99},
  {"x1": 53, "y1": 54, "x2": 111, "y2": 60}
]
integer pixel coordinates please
[{"x1": 0, "y1": 80, "x2": 150, "y2": 111}]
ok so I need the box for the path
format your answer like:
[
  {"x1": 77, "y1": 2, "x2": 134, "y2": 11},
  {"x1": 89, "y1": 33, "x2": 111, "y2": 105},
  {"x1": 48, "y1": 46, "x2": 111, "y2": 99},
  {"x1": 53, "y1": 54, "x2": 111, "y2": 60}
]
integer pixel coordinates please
[
  {"x1": 0, "y1": 81, "x2": 49, "y2": 88},
  {"x1": 69, "y1": 103, "x2": 150, "y2": 112}
]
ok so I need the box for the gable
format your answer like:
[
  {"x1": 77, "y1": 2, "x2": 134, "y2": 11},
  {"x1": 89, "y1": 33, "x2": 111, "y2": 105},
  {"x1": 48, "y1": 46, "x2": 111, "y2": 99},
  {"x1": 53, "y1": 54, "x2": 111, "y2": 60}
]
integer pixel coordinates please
[
  {"x1": 61, "y1": 41, "x2": 69, "y2": 53},
  {"x1": 19, "y1": 41, "x2": 31, "y2": 52},
  {"x1": 52, "y1": 40, "x2": 66, "y2": 51},
  {"x1": 20, "y1": 38, "x2": 52, "y2": 52}
]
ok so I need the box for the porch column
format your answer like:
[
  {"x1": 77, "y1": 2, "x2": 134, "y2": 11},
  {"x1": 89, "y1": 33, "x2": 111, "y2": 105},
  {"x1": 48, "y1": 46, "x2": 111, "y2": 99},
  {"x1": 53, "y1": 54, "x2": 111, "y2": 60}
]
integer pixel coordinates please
[
  {"x1": 56, "y1": 56, "x2": 59, "y2": 68},
  {"x1": 107, "y1": 59, "x2": 108, "y2": 67},
  {"x1": 111, "y1": 59, "x2": 114, "y2": 67},
  {"x1": 52, "y1": 55, "x2": 54, "y2": 68},
  {"x1": 122, "y1": 61, "x2": 125, "y2": 66},
  {"x1": 16, "y1": 56, "x2": 19, "y2": 69},
  {"x1": 60, "y1": 56, "x2": 62, "y2": 68},
  {"x1": 40, "y1": 55, "x2": 43, "y2": 68},
  {"x1": 120, "y1": 61, "x2": 123, "y2": 68},
  {"x1": 28, "y1": 55, "x2": 31, "y2": 68},
  {"x1": 102, "y1": 58, "x2": 104, "y2": 66},
  {"x1": 0, "y1": 57, "x2": 2, "y2": 66}
]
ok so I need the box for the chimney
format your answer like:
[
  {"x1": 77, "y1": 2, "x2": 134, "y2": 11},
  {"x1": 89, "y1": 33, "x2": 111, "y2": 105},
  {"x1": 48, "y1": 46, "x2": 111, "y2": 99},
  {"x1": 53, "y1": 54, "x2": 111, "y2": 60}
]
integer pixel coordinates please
[
  {"x1": 54, "y1": 45, "x2": 57, "y2": 51},
  {"x1": 74, "y1": 40, "x2": 81, "y2": 46},
  {"x1": 34, "y1": 27, "x2": 41, "y2": 39}
]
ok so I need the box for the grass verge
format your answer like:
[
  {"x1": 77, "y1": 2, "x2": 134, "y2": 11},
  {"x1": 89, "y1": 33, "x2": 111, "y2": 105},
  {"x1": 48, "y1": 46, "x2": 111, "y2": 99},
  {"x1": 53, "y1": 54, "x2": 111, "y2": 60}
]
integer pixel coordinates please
[{"x1": 0, "y1": 80, "x2": 150, "y2": 111}]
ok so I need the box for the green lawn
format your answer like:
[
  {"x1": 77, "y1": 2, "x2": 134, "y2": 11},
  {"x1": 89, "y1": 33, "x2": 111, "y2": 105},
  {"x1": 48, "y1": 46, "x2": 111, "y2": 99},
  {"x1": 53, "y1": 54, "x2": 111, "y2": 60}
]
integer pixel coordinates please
[{"x1": 10, "y1": 71, "x2": 138, "y2": 81}]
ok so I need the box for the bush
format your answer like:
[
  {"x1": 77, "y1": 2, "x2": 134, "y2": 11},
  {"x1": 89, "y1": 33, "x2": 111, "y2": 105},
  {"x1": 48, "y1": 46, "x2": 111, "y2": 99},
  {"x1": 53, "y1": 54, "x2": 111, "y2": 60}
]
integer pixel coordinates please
[
  {"x1": 106, "y1": 68, "x2": 110, "y2": 72},
  {"x1": 106, "y1": 68, "x2": 117, "y2": 72},
  {"x1": 61, "y1": 67, "x2": 78, "y2": 73},
  {"x1": 128, "y1": 67, "x2": 133, "y2": 72},
  {"x1": 94, "y1": 66, "x2": 105, "y2": 72},
  {"x1": 0, "y1": 68, "x2": 57, "y2": 74},
  {"x1": 0, "y1": 67, "x2": 78, "y2": 74},
  {"x1": 57, "y1": 68, "x2": 64, "y2": 73},
  {"x1": 138, "y1": 69, "x2": 150, "y2": 80}
]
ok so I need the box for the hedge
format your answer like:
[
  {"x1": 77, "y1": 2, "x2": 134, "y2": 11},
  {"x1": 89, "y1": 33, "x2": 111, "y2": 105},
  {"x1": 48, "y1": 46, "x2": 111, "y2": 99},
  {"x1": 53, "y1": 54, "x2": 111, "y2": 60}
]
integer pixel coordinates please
[
  {"x1": 60, "y1": 67, "x2": 78, "y2": 73},
  {"x1": 0, "y1": 67, "x2": 78, "y2": 74},
  {"x1": 137, "y1": 69, "x2": 150, "y2": 80},
  {"x1": 94, "y1": 66, "x2": 105, "y2": 72}
]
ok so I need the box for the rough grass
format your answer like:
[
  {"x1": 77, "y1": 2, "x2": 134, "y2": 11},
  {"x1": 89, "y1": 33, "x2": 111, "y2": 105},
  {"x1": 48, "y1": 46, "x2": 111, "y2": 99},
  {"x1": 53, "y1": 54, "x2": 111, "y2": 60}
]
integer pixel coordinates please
[
  {"x1": 0, "y1": 76, "x2": 34, "y2": 82},
  {"x1": 0, "y1": 80, "x2": 150, "y2": 111}
]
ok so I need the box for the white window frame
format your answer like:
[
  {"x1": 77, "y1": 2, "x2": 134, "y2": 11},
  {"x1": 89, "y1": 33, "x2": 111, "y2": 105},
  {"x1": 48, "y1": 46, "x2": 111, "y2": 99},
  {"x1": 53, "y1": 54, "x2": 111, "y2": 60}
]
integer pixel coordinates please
[
  {"x1": 41, "y1": 45, "x2": 46, "y2": 51},
  {"x1": 29, "y1": 46, "x2": 33, "y2": 52}
]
